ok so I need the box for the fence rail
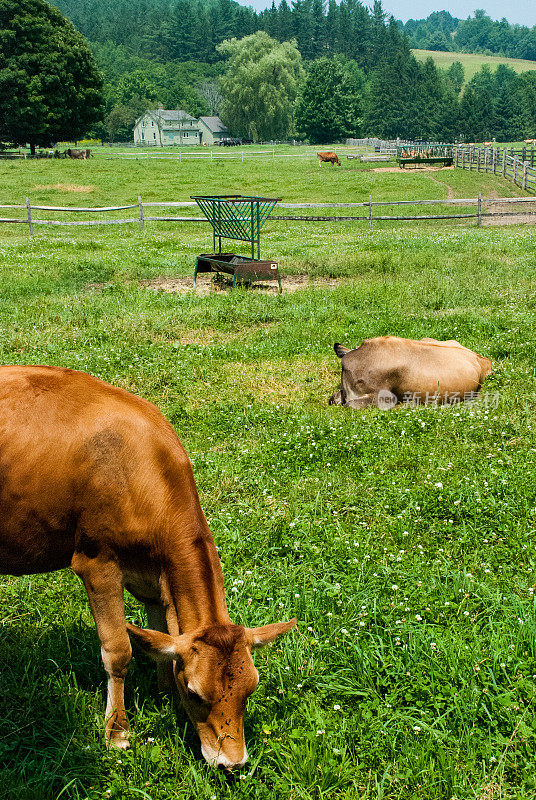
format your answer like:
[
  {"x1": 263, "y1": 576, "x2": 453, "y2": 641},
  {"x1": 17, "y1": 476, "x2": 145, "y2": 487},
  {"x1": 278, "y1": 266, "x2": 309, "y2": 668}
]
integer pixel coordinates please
[
  {"x1": 455, "y1": 146, "x2": 536, "y2": 194},
  {"x1": 1, "y1": 194, "x2": 535, "y2": 234}
]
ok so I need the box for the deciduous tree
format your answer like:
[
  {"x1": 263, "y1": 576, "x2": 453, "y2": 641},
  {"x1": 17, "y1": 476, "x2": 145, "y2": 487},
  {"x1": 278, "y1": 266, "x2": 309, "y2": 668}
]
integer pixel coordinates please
[{"x1": 217, "y1": 32, "x2": 303, "y2": 141}]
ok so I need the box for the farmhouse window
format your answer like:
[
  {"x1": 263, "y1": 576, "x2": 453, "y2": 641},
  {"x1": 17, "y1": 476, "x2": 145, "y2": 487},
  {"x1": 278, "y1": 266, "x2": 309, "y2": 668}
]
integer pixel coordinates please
[
  {"x1": 184, "y1": 132, "x2": 188, "y2": 138},
  {"x1": 153, "y1": 132, "x2": 156, "y2": 139}
]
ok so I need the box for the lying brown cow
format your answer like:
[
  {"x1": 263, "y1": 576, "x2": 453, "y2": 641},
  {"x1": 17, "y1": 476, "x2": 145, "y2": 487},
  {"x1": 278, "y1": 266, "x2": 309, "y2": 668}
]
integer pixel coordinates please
[
  {"x1": 318, "y1": 151, "x2": 341, "y2": 166},
  {"x1": 66, "y1": 148, "x2": 91, "y2": 159},
  {"x1": 0, "y1": 366, "x2": 295, "y2": 769},
  {"x1": 329, "y1": 336, "x2": 492, "y2": 409}
]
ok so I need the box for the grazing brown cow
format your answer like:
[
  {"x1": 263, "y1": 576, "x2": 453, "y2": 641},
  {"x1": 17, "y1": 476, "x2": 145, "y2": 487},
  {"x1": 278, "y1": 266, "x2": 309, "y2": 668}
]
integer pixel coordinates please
[
  {"x1": 66, "y1": 148, "x2": 91, "y2": 159},
  {"x1": 317, "y1": 151, "x2": 341, "y2": 166},
  {"x1": 329, "y1": 337, "x2": 492, "y2": 409},
  {"x1": 0, "y1": 366, "x2": 296, "y2": 769}
]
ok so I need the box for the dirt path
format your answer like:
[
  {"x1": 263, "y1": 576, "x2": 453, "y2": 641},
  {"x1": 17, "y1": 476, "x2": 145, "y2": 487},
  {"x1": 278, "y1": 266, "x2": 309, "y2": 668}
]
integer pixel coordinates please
[
  {"x1": 371, "y1": 165, "x2": 455, "y2": 174},
  {"x1": 425, "y1": 173, "x2": 455, "y2": 200}
]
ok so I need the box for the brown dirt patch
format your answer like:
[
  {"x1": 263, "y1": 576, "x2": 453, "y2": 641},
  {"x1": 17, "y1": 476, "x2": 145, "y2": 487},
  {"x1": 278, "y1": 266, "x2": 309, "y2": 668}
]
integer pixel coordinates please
[
  {"x1": 371, "y1": 165, "x2": 455, "y2": 173},
  {"x1": 34, "y1": 183, "x2": 95, "y2": 192},
  {"x1": 481, "y1": 198, "x2": 536, "y2": 226},
  {"x1": 141, "y1": 274, "x2": 345, "y2": 295}
]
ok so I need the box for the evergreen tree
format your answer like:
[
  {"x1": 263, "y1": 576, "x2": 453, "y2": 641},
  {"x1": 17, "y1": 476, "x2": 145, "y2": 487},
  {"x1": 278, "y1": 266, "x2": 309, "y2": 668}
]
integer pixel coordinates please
[
  {"x1": 296, "y1": 57, "x2": 360, "y2": 142},
  {"x1": 445, "y1": 61, "x2": 464, "y2": 94},
  {"x1": 0, "y1": 0, "x2": 103, "y2": 153},
  {"x1": 459, "y1": 66, "x2": 496, "y2": 141}
]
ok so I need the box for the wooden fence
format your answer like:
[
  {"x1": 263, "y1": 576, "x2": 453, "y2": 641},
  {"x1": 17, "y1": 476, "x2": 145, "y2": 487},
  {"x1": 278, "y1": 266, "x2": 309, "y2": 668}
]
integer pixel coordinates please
[
  {"x1": 455, "y1": 146, "x2": 536, "y2": 194},
  {"x1": 1, "y1": 195, "x2": 535, "y2": 234}
]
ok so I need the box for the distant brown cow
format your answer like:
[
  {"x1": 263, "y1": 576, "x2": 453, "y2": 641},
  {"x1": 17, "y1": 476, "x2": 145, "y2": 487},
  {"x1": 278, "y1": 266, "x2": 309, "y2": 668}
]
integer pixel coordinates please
[
  {"x1": 329, "y1": 336, "x2": 492, "y2": 409},
  {"x1": 66, "y1": 148, "x2": 91, "y2": 159},
  {"x1": 317, "y1": 151, "x2": 341, "y2": 166}
]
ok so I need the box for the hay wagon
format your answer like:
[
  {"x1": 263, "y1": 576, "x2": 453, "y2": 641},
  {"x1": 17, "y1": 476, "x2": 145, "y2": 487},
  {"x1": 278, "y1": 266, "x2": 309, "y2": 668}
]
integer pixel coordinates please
[{"x1": 397, "y1": 145, "x2": 454, "y2": 169}]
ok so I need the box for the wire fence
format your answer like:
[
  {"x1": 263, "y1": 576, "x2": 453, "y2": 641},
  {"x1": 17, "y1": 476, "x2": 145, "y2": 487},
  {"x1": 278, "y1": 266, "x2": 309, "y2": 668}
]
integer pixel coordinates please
[
  {"x1": 455, "y1": 146, "x2": 536, "y2": 194},
  {"x1": 2, "y1": 194, "x2": 535, "y2": 234},
  {"x1": 105, "y1": 148, "x2": 367, "y2": 162}
]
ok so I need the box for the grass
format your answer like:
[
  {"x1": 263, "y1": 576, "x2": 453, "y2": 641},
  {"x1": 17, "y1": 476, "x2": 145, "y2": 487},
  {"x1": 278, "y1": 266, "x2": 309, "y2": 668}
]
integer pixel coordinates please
[
  {"x1": 412, "y1": 49, "x2": 536, "y2": 83},
  {"x1": 1, "y1": 153, "x2": 536, "y2": 800}
]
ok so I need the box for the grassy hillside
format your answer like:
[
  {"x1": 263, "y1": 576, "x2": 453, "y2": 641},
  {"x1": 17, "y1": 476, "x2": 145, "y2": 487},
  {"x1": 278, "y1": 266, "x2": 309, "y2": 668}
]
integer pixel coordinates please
[{"x1": 412, "y1": 48, "x2": 536, "y2": 82}]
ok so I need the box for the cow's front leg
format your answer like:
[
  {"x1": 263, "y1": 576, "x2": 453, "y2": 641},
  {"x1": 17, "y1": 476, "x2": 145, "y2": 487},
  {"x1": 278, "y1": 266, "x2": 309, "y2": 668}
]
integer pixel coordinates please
[
  {"x1": 345, "y1": 393, "x2": 376, "y2": 409},
  {"x1": 328, "y1": 390, "x2": 343, "y2": 405},
  {"x1": 145, "y1": 602, "x2": 175, "y2": 693},
  {"x1": 71, "y1": 551, "x2": 132, "y2": 749}
]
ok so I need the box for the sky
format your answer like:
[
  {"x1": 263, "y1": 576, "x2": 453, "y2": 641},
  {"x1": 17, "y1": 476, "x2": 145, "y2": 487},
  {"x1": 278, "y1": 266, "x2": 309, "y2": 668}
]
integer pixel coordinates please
[
  {"x1": 237, "y1": 0, "x2": 536, "y2": 28},
  {"x1": 381, "y1": 1, "x2": 536, "y2": 26}
]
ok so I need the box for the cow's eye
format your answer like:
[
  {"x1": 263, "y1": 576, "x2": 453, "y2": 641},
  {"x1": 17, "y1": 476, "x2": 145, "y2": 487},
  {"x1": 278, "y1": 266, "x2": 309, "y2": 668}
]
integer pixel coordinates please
[{"x1": 187, "y1": 687, "x2": 204, "y2": 704}]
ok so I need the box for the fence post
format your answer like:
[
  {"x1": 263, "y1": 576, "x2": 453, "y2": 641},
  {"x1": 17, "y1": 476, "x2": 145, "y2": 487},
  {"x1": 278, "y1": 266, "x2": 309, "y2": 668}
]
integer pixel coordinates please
[
  {"x1": 138, "y1": 195, "x2": 144, "y2": 231},
  {"x1": 502, "y1": 150, "x2": 506, "y2": 178},
  {"x1": 513, "y1": 157, "x2": 518, "y2": 187},
  {"x1": 462, "y1": 150, "x2": 465, "y2": 170},
  {"x1": 477, "y1": 149, "x2": 481, "y2": 172},
  {"x1": 477, "y1": 192, "x2": 482, "y2": 227},
  {"x1": 523, "y1": 162, "x2": 528, "y2": 191},
  {"x1": 26, "y1": 197, "x2": 33, "y2": 235},
  {"x1": 369, "y1": 195, "x2": 373, "y2": 229}
]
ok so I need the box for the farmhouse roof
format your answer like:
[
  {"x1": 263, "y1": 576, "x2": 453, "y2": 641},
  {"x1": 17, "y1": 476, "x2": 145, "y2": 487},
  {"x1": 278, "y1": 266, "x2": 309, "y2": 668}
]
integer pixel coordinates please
[
  {"x1": 153, "y1": 109, "x2": 196, "y2": 122},
  {"x1": 199, "y1": 116, "x2": 228, "y2": 133}
]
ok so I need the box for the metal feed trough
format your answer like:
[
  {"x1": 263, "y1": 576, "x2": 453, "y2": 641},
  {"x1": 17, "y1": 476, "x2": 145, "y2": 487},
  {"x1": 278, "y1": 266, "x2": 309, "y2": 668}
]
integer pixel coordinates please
[{"x1": 191, "y1": 195, "x2": 281, "y2": 290}]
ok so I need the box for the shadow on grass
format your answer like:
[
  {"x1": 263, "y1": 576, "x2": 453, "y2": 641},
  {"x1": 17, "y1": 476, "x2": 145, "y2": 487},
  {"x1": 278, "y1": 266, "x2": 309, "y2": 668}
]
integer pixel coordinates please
[{"x1": 0, "y1": 621, "x2": 206, "y2": 799}]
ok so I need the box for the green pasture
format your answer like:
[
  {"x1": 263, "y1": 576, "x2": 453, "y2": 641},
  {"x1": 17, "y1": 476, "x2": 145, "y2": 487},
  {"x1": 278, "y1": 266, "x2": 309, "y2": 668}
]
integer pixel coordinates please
[
  {"x1": 1, "y1": 154, "x2": 536, "y2": 800},
  {"x1": 412, "y1": 48, "x2": 536, "y2": 84}
]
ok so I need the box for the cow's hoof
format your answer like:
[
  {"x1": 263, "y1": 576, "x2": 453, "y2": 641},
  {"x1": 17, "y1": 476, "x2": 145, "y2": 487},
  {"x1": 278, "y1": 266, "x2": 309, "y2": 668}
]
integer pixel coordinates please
[{"x1": 106, "y1": 731, "x2": 131, "y2": 750}]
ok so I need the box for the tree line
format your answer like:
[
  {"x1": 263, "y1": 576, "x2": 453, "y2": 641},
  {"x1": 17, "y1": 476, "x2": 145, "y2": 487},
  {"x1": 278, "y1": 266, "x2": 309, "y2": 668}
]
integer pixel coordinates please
[
  {"x1": 3, "y1": 0, "x2": 536, "y2": 150},
  {"x1": 401, "y1": 9, "x2": 536, "y2": 62},
  {"x1": 232, "y1": 33, "x2": 536, "y2": 143}
]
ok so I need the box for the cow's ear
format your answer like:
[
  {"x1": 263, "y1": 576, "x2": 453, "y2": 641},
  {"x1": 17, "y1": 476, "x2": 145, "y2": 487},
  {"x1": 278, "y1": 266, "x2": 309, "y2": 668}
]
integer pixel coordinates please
[
  {"x1": 126, "y1": 623, "x2": 190, "y2": 665},
  {"x1": 245, "y1": 618, "x2": 297, "y2": 649},
  {"x1": 334, "y1": 343, "x2": 351, "y2": 358}
]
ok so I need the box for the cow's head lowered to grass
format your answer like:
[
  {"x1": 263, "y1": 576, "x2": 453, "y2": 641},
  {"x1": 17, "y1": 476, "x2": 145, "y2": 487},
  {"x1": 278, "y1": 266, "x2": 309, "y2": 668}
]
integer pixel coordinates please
[{"x1": 127, "y1": 619, "x2": 296, "y2": 769}]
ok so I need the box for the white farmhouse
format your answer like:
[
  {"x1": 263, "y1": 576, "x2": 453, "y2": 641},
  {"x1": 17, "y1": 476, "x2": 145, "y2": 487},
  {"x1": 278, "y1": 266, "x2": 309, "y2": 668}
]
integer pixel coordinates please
[{"x1": 133, "y1": 107, "x2": 229, "y2": 146}]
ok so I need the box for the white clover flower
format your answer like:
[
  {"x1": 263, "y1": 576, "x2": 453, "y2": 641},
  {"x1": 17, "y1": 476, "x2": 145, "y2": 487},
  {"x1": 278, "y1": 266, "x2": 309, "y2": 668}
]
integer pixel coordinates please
[{"x1": 333, "y1": 704, "x2": 341, "y2": 710}]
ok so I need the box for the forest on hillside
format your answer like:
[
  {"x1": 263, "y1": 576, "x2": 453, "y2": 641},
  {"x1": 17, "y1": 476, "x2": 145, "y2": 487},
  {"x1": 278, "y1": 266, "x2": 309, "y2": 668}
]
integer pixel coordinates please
[
  {"x1": 49, "y1": 0, "x2": 536, "y2": 143},
  {"x1": 400, "y1": 9, "x2": 536, "y2": 61}
]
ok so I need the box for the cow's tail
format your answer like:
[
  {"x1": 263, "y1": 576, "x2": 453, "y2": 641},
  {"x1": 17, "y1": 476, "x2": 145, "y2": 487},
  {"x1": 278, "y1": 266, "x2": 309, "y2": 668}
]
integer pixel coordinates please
[{"x1": 334, "y1": 343, "x2": 351, "y2": 358}]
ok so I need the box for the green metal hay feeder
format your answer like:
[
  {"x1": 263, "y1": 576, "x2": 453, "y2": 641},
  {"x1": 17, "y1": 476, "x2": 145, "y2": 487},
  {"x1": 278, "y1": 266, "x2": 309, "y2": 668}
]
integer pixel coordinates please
[{"x1": 191, "y1": 195, "x2": 282, "y2": 290}]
